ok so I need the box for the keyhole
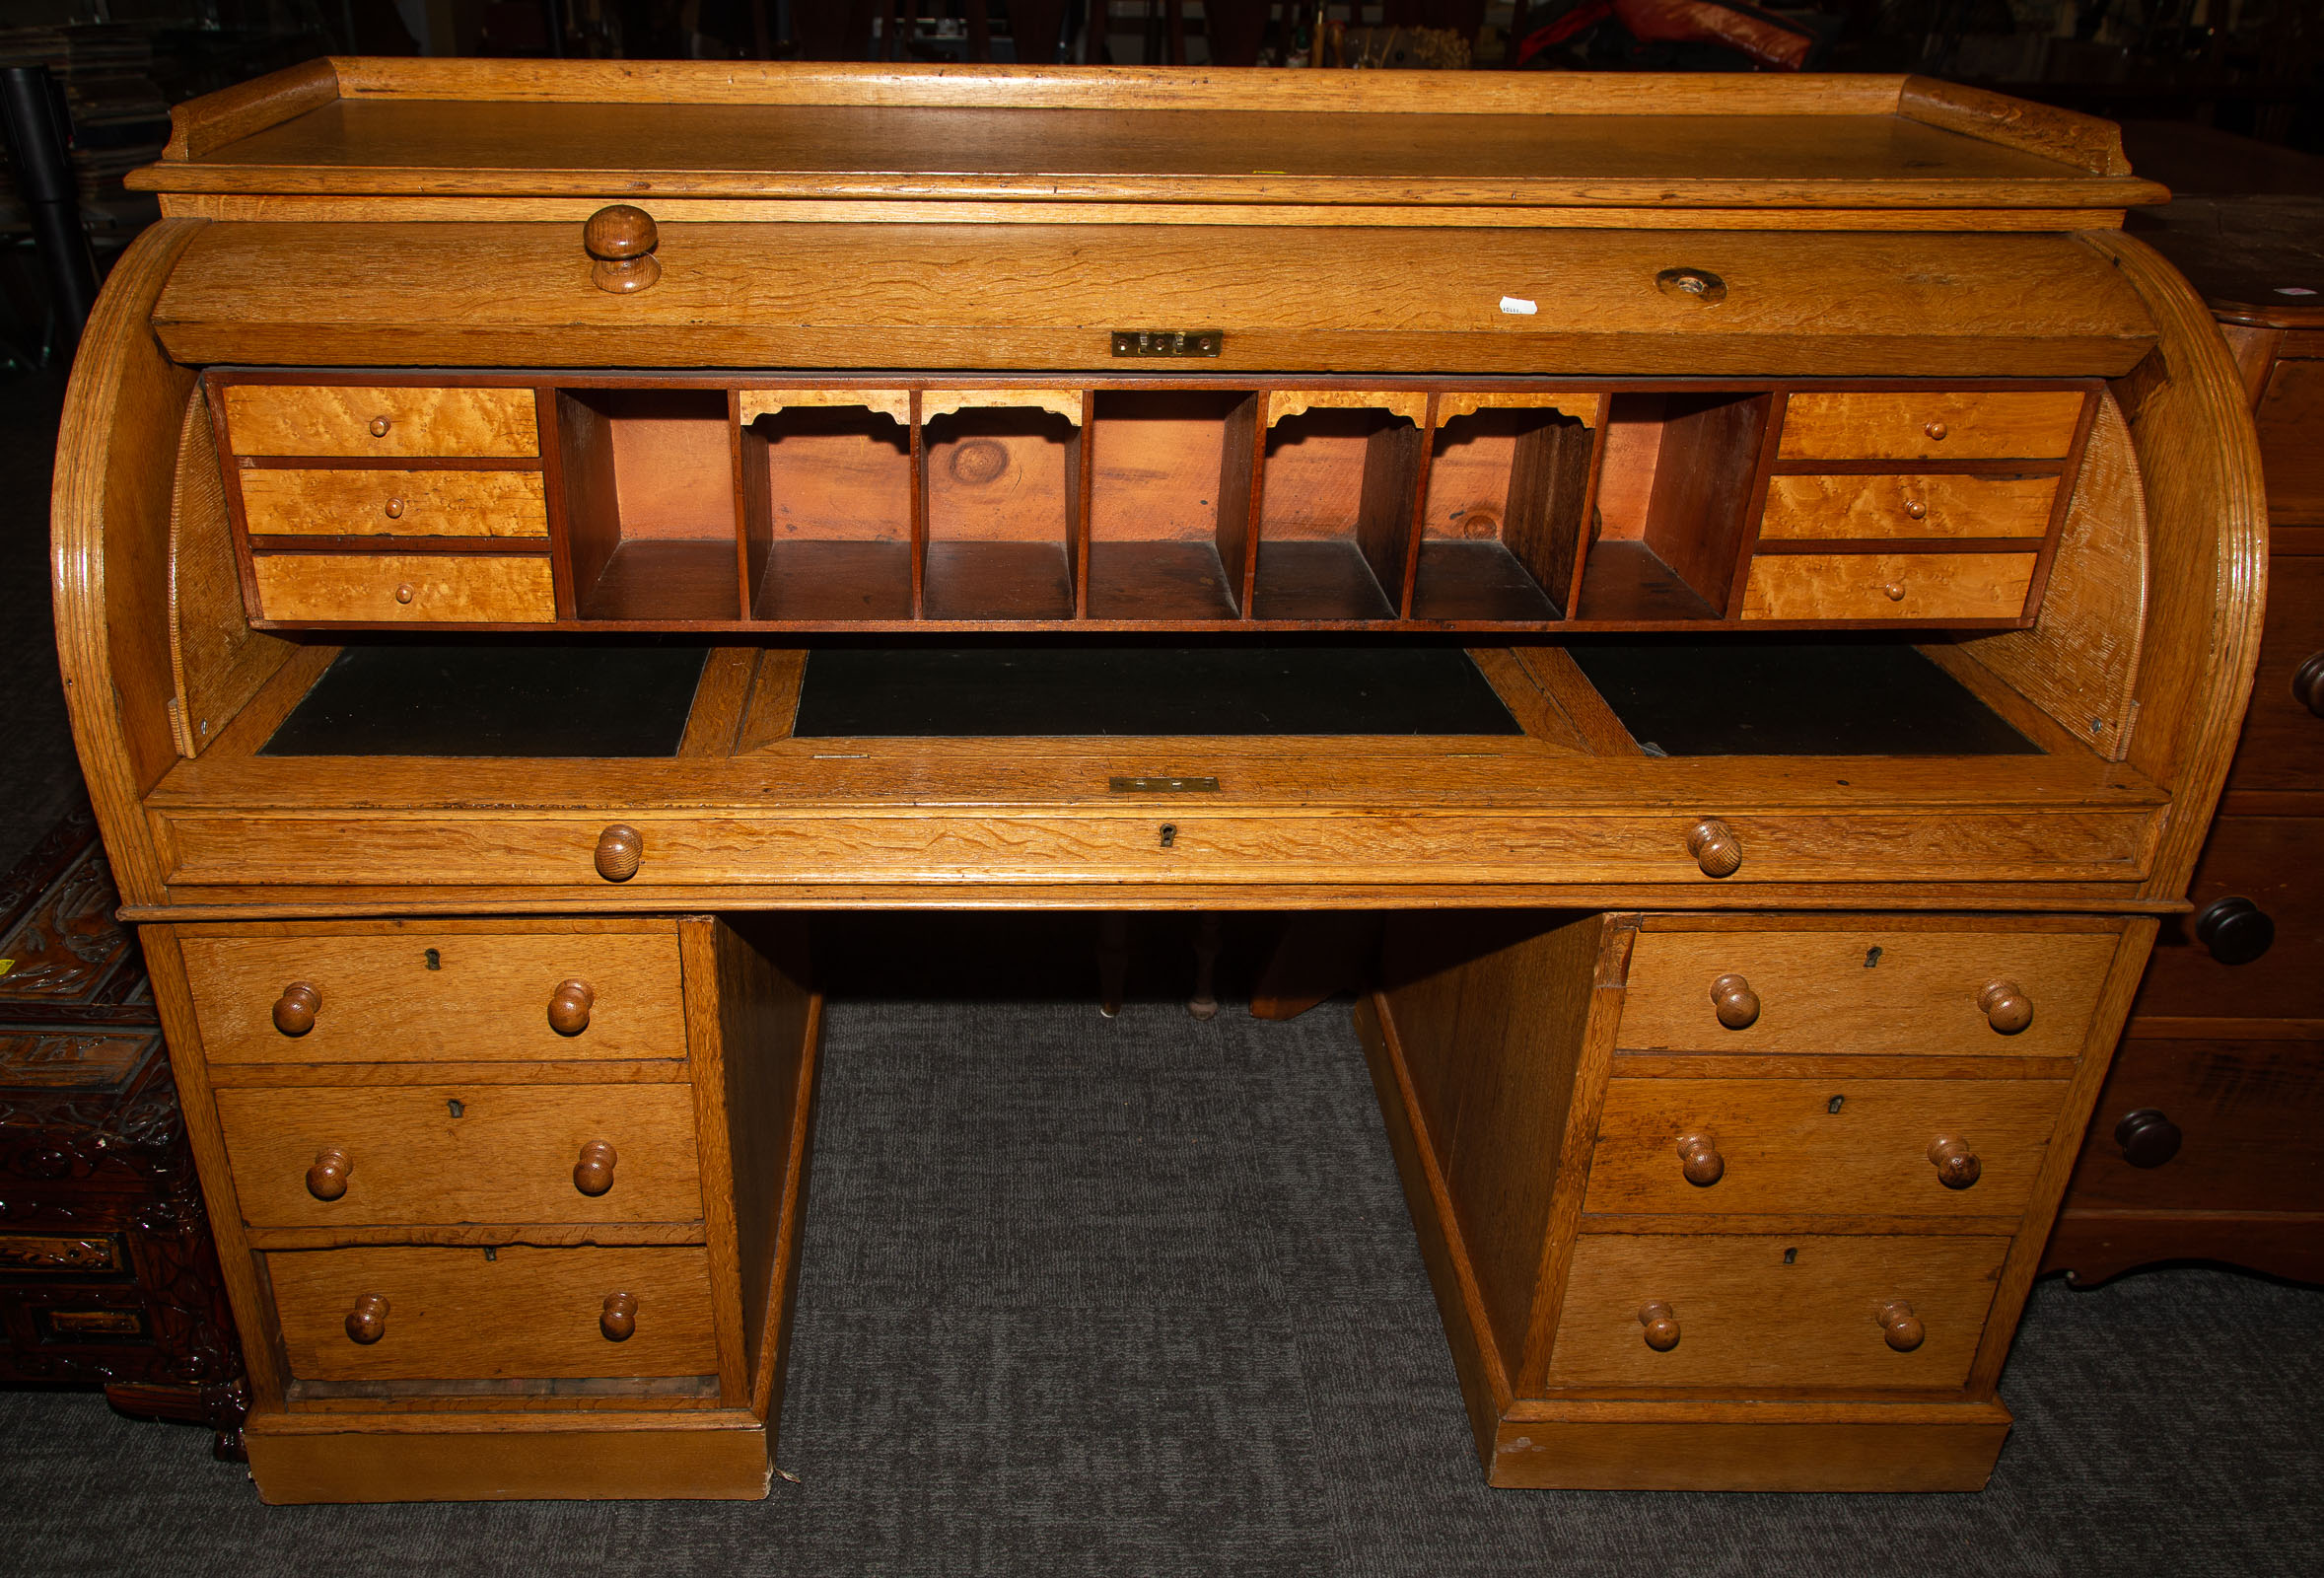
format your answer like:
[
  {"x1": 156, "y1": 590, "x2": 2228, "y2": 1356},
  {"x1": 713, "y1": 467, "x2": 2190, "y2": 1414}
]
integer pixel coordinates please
[
  {"x1": 1783, "y1": 1247, "x2": 1797, "y2": 1265},
  {"x1": 1160, "y1": 824, "x2": 1177, "y2": 848},
  {"x1": 1827, "y1": 1095, "x2": 1845, "y2": 1114},
  {"x1": 483, "y1": 1246, "x2": 497, "y2": 1262},
  {"x1": 1864, "y1": 946, "x2": 1881, "y2": 968},
  {"x1": 447, "y1": 1099, "x2": 465, "y2": 1118},
  {"x1": 424, "y1": 948, "x2": 442, "y2": 970}
]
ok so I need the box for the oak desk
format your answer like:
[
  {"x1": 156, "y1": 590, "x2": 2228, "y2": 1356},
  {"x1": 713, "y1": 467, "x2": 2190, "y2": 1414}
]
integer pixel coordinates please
[{"x1": 52, "y1": 59, "x2": 2263, "y2": 1501}]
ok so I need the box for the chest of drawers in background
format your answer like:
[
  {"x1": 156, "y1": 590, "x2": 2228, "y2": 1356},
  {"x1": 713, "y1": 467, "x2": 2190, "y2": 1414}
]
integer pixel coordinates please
[{"x1": 2042, "y1": 145, "x2": 2324, "y2": 1288}]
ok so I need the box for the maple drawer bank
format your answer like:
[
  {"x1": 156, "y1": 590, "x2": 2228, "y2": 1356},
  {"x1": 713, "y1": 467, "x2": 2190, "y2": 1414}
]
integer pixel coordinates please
[{"x1": 51, "y1": 58, "x2": 2262, "y2": 1501}]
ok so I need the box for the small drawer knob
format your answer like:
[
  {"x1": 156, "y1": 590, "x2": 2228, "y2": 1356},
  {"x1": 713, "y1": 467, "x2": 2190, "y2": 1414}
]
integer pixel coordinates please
[
  {"x1": 305, "y1": 1146, "x2": 353, "y2": 1201},
  {"x1": 394, "y1": 583, "x2": 416, "y2": 606},
  {"x1": 384, "y1": 497, "x2": 404, "y2": 520},
  {"x1": 1882, "y1": 582, "x2": 1907, "y2": 603},
  {"x1": 344, "y1": 1293, "x2": 388, "y2": 1344},
  {"x1": 573, "y1": 1139, "x2": 618, "y2": 1197},
  {"x1": 1903, "y1": 498, "x2": 1928, "y2": 520},
  {"x1": 1687, "y1": 818, "x2": 1742, "y2": 878},
  {"x1": 1928, "y1": 1135, "x2": 1981, "y2": 1189},
  {"x1": 2294, "y1": 652, "x2": 2324, "y2": 718},
  {"x1": 1924, "y1": 420, "x2": 1948, "y2": 442},
  {"x1": 595, "y1": 824, "x2": 643, "y2": 883},
  {"x1": 600, "y1": 1291, "x2": 638, "y2": 1342},
  {"x1": 368, "y1": 415, "x2": 390, "y2": 438},
  {"x1": 1709, "y1": 972, "x2": 1760, "y2": 1030},
  {"x1": 2115, "y1": 1108, "x2": 2183, "y2": 1169},
  {"x1": 547, "y1": 979, "x2": 597, "y2": 1037},
  {"x1": 1639, "y1": 1301, "x2": 1681, "y2": 1352},
  {"x1": 1978, "y1": 979, "x2": 2032, "y2": 1035},
  {"x1": 1876, "y1": 1299, "x2": 1924, "y2": 1352},
  {"x1": 2193, "y1": 897, "x2": 2275, "y2": 966},
  {"x1": 585, "y1": 203, "x2": 663, "y2": 294},
  {"x1": 273, "y1": 981, "x2": 321, "y2": 1037},
  {"x1": 1676, "y1": 1132, "x2": 1725, "y2": 1186}
]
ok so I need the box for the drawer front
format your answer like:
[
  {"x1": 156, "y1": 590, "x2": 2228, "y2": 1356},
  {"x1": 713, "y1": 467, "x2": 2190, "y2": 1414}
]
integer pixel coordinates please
[
  {"x1": 1620, "y1": 925, "x2": 2120, "y2": 1058},
  {"x1": 239, "y1": 468, "x2": 549, "y2": 539},
  {"x1": 2062, "y1": 1037, "x2": 2324, "y2": 1216},
  {"x1": 183, "y1": 926, "x2": 685, "y2": 1065},
  {"x1": 1584, "y1": 1077, "x2": 2069, "y2": 1220},
  {"x1": 2255, "y1": 358, "x2": 2324, "y2": 523},
  {"x1": 1739, "y1": 551, "x2": 2035, "y2": 622},
  {"x1": 1758, "y1": 473, "x2": 2058, "y2": 541},
  {"x1": 2223, "y1": 554, "x2": 2324, "y2": 794},
  {"x1": 1777, "y1": 391, "x2": 2084, "y2": 462},
  {"x1": 250, "y1": 552, "x2": 556, "y2": 623},
  {"x1": 150, "y1": 807, "x2": 2157, "y2": 891},
  {"x1": 1545, "y1": 1233, "x2": 2007, "y2": 1391},
  {"x1": 222, "y1": 385, "x2": 540, "y2": 459},
  {"x1": 216, "y1": 1083, "x2": 703, "y2": 1228},
  {"x1": 2133, "y1": 817, "x2": 2324, "y2": 1021},
  {"x1": 268, "y1": 1244, "x2": 716, "y2": 1382}
]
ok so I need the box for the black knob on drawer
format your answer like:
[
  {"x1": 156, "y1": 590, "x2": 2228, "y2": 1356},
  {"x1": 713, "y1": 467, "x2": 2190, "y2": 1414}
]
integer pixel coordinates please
[
  {"x1": 2292, "y1": 651, "x2": 2324, "y2": 718},
  {"x1": 2115, "y1": 1109, "x2": 2183, "y2": 1169},
  {"x1": 2193, "y1": 897, "x2": 2274, "y2": 965}
]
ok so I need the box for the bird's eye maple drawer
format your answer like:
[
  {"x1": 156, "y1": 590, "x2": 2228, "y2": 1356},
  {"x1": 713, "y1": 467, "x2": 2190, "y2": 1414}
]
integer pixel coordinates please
[
  {"x1": 247, "y1": 551, "x2": 556, "y2": 624},
  {"x1": 1756, "y1": 473, "x2": 2059, "y2": 542},
  {"x1": 1544, "y1": 1233, "x2": 2008, "y2": 1392},
  {"x1": 219, "y1": 384, "x2": 542, "y2": 460},
  {"x1": 238, "y1": 468, "x2": 550, "y2": 539},
  {"x1": 267, "y1": 1244, "x2": 718, "y2": 1383},
  {"x1": 1737, "y1": 551, "x2": 2038, "y2": 623},
  {"x1": 214, "y1": 1082, "x2": 705, "y2": 1229},
  {"x1": 1615, "y1": 922, "x2": 2122, "y2": 1059},
  {"x1": 1582, "y1": 1077, "x2": 2069, "y2": 1220},
  {"x1": 1775, "y1": 391, "x2": 2086, "y2": 463},
  {"x1": 180, "y1": 923, "x2": 687, "y2": 1065}
]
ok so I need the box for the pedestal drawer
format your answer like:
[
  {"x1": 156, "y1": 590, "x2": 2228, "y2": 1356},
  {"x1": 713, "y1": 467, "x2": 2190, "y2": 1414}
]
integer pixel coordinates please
[
  {"x1": 216, "y1": 1083, "x2": 703, "y2": 1228},
  {"x1": 1618, "y1": 924, "x2": 2118, "y2": 1059},
  {"x1": 268, "y1": 1244, "x2": 716, "y2": 1382},
  {"x1": 1545, "y1": 1234, "x2": 2007, "y2": 1392},
  {"x1": 221, "y1": 384, "x2": 540, "y2": 459},
  {"x1": 183, "y1": 924, "x2": 685, "y2": 1065},
  {"x1": 1584, "y1": 1077, "x2": 2069, "y2": 1220}
]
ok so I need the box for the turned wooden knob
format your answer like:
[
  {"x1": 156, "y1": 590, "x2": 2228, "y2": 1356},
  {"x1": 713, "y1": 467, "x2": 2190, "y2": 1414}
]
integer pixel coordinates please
[
  {"x1": 305, "y1": 1146, "x2": 353, "y2": 1200},
  {"x1": 547, "y1": 979, "x2": 596, "y2": 1037},
  {"x1": 1924, "y1": 420, "x2": 1948, "y2": 442},
  {"x1": 594, "y1": 824, "x2": 643, "y2": 882},
  {"x1": 344, "y1": 1293, "x2": 388, "y2": 1344},
  {"x1": 394, "y1": 583, "x2": 415, "y2": 605},
  {"x1": 1978, "y1": 979, "x2": 2032, "y2": 1035},
  {"x1": 2195, "y1": 896, "x2": 2275, "y2": 965},
  {"x1": 1687, "y1": 819, "x2": 1742, "y2": 878},
  {"x1": 2294, "y1": 652, "x2": 2324, "y2": 718},
  {"x1": 2115, "y1": 1108, "x2": 2183, "y2": 1169},
  {"x1": 1709, "y1": 972, "x2": 1760, "y2": 1030},
  {"x1": 600, "y1": 1290, "x2": 638, "y2": 1342},
  {"x1": 384, "y1": 497, "x2": 404, "y2": 520},
  {"x1": 1882, "y1": 582, "x2": 1907, "y2": 603},
  {"x1": 585, "y1": 204, "x2": 662, "y2": 293},
  {"x1": 1676, "y1": 1132, "x2": 1725, "y2": 1186},
  {"x1": 367, "y1": 415, "x2": 390, "y2": 438},
  {"x1": 1876, "y1": 1299, "x2": 1925, "y2": 1352},
  {"x1": 1903, "y1": 498, "x2": 1927, "y2": 520},
  {"x1": 573, "y1": 1140, "x2": 618, "y2": 1197},
  {"x1": 1639, "y1": 1302, "x2": 1681, "y2": 1352},
  {"x1": 273, "y1": 981, "x2": 321, "y2": 1036},
  {"x1": 1928, "y1": 1135, "x2": 1981, "y2": 1189}
]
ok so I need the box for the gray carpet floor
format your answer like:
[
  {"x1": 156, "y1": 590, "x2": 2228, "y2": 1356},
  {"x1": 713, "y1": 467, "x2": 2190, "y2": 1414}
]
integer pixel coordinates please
[{"x1": 5, "y1": 998, "x2": 2324, "y2": 1577}]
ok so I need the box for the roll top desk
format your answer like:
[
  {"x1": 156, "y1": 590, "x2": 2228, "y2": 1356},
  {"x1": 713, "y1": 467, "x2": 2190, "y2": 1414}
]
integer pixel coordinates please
[{"x1": 52, "y1": 59, "x2": 2264, "y2": 1501}]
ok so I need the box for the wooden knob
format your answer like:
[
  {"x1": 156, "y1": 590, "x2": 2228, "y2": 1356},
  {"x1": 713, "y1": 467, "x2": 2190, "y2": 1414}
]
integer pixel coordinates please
[
  {"x1": 1876, "y1": 1299, "x2": 1925, "y2": 1352},
  {"x1": 394, "y1": 583, "x2": 415, "y2": 605},
  {"x1": 2115, "y1": 1108, "x2": 2183, "y2": 1169},
  {"x1": 1882, "y1": 582, "x2": 1907, "y2": 603},
  {"x1": 1903, "y1": 498, "x2": 1927, "y2": 520},
  {"x1": 547, "y1": 979, "x2": 596, "y2": 1037},
  {"x1": 1978, "y1": 979, "x2": 2032, "y2": 1035},
  {"x1": 1676, "y1": 1132, "x2": 1725, "y2": 1186},
  {"x1": 1709, "y1": 972, "x2": 1760, "y2": 1030},
  {"x1": 600, "y1": 1291, "x2": 638, "y2": 1342},
  {"x1": 344, "y1": 1293, "x2": 388, "y2": 1344},
  {"x1": 595, "y1": 824, "x2": 643, "y2": 882},
  {"x1": 1687, "y1": 819, "x2": 1742, "y2": 878},
  {"x1": 2194, "y1": 897, "x2": 2275, "y2": 965},
  {"x1": 585, "y1": 204, "x2": 662, "y2": 293},
  {"x1": 1928, "y1": 1135, "x2": 1981, "y2": 1189},
  {"x1": 2294, "y1": 652, "x2": 2324, "y2": 718},
  {"x1": 305, "y1": 1146, "x2": 353, "y2": 1201},
  {"x1": 573, "y1": 1140, "x2": 618, "y2": 1197},
  {"x1": 272, "y1": 981, "x2": 321, "y2": 1037},
  {"x1": 1639, "y1": 1302, "x2": 1681, "y2": 1351},
  {"x1": 384, "y1": 497, "x2": 404, "y2": 520},
  {"x1": 368, "y1": 415, "x2": 390, "y2": 438},
  {"x1": 1924, "y1": 420, "x2": 1948, "y2": 442}
]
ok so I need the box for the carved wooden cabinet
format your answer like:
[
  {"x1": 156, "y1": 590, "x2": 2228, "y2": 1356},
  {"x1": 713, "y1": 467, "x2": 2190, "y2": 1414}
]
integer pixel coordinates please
[{"x1": 50, "y1": 59, "x2": 2263, "y2": 1500}]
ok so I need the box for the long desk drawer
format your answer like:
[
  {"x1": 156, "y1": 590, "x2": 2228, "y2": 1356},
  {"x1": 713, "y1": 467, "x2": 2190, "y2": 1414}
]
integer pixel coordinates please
[
  {"x1": 149, "y1": 807, "x2": 2158, "y2": 890},
  {"x1": 216, "y1": 1083, "x2": 704, "y2": 1229},
  {"x1": 267, "y1": 1244, "x2": 717, "y2": 1382}
]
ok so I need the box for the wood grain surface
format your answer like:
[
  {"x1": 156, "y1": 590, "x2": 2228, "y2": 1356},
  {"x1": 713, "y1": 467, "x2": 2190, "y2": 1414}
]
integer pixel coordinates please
[
  {"x1": 250, "y1": 551, "x2": 555, "y2": 622},
  {"x1": 1777, "y1": 390, "x2": 2085, "y2": 461},
  {"x1": 1759, "y1": 473, "x2": 2057, "y2": 540},
  {"x1": 169, "y1": 385, "x2": 293, "y2": 756},
  {"x1": 221, "y1": 384, "x2": 540, "y2": 458},
  {"x1": 1739, "y1": 550, "x2": 2036, "y2": 622},
  {"x1": 238, "y1": 467, "x2": 548, "y2": 538},
  {"x1": 245, "y1": 1413, "x2": 769, "y2": 1502}
]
